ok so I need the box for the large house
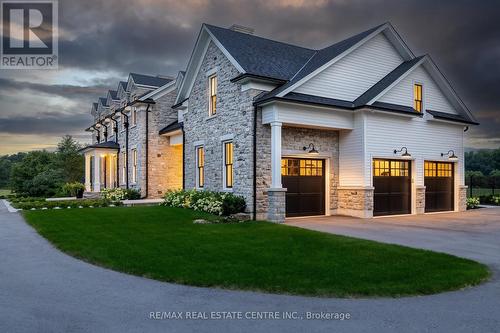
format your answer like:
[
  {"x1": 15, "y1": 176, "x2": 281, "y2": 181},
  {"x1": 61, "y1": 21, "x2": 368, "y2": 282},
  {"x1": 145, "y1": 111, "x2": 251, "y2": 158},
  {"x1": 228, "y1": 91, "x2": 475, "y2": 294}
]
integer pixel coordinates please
[{"x1": 82, "y1": 22, "x2": 478, "y2": 222}]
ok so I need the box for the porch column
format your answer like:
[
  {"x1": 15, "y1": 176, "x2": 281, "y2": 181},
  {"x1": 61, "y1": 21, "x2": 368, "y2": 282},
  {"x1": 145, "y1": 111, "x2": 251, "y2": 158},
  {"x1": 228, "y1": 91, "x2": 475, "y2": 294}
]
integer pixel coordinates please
[
  {"x1": 270, "y1": 121, "x2": 282, "y2": 188},
  {"x1": 93, "y1": 151, "x2": 101, "y2": 192},
  {"x1": 84, "y1": 153, "x2": 91, "y2": 192},
  {"x1": 268, "y1": 121, "x2": 286, "y2": 223}
]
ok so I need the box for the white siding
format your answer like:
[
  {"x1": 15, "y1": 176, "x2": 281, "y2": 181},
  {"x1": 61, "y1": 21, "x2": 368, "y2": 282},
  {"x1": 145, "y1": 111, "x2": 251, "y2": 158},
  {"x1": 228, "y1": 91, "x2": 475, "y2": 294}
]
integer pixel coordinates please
[
  {"x1": 363, "y1": 112, "x2": 465, "y2": 188},
  {"x1": 377, "y1": 66, "x2": 458, "y2": 115},
  {"x1": 294, "y1": 33, "x2": 403, "y2": 101},
  {"x1": 339, "y1": 113, "x2": 366, "y2": 186}
]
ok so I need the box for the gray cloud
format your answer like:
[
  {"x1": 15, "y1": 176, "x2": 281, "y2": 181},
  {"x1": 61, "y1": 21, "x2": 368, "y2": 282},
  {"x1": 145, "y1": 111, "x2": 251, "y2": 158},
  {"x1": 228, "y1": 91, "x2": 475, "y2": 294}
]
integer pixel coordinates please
[{"x1": 0, "y1": 0, "x2": 499, "y2": 149}]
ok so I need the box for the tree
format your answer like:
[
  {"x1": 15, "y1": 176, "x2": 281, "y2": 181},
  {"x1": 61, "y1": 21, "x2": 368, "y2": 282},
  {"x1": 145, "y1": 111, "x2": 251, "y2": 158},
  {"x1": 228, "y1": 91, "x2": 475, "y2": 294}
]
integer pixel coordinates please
[
  {"x1": 9, "y1": 150, "x2": 57, "y2": 194},
  {"x1": 0, "y1": 153, "x2": 26, "y2": 188},
  {"x1": 55, "y1": 135, "x2": 84, "y2": 183}
]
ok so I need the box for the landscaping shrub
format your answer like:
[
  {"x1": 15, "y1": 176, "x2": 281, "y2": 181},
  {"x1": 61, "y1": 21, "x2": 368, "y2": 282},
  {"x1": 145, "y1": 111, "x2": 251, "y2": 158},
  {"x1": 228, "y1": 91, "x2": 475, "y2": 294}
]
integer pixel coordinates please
[
  {"x1": 478, "y1": 194, "x2": 500, "y2": 205},
  {"x1": 11, "y1": 198, "x2": 122, "y2": 210},
  {"x1": 162, "y1": 189, "x2": 246, "y2": 216},
  {"x1": 61, "y1": 182, "x2": 86, "y2": 198},
  {"x1": 492, "y1": 196, "x2": 500, "y2": 205},
  {"x1": 101, "y1": 188, "x2": 141, "y2": 200},
  {"x1": 466, "y1": 197, "x2": 480, "y2": 209}
]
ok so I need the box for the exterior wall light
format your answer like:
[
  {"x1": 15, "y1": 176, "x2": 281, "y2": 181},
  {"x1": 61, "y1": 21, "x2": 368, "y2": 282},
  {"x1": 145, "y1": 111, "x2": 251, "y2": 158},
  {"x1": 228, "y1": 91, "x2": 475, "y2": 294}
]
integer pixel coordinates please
[
  {"x1": 441, "y1": 150, "x2": 458, "y2": 161},
  {"x1": 394, "y1": 147, "x2": 412, "y2": 159},
  {"x1": 303, "y1": 143, "x2": 319, "y2": 155}
]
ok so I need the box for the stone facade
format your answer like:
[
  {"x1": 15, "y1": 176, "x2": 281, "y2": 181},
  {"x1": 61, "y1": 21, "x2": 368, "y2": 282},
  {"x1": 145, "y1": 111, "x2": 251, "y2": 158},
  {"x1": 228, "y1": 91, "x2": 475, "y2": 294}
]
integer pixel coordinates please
[
  {"x1": 458, "y1": 185, "x2": 468, "y2": 212},
  {"x1": 337, "y1": 187, "x2": 374, "y2": 218},
  {"x1": 183, "y1": 41, "x2": 260, "y2": 213},
  {"x1": 416, "y1": 185, "x2": 426, "y2": 214},
  {"x1": 266, "y1": 189, "x2": 286, "y2": 222}
]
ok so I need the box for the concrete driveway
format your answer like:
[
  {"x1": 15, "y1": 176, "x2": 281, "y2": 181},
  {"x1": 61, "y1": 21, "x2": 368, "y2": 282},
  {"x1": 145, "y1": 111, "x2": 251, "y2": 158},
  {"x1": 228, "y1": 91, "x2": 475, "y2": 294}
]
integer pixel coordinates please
[{"x1": 1, "y1": 201, "x2": 499, "y2": 333}]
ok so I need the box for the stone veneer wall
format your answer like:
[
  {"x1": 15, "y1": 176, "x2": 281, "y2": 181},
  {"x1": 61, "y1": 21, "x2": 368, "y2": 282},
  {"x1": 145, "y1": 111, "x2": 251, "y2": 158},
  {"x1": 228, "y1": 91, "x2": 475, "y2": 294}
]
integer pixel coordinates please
[
  {"x1": 337, "y1": 187, "x2": 374, "y2": 218},
  {"x1": 416, "y1": 185, "x2": 426, "y2": 214},
  {"x1": 458, "y1": 185, "x2": 467, "y2": 212},
  {"x1": 182, "y1": 41, "x2": 260, "y2": 213},
  {"x1": 267, "y1": 189, "x2": 286, "y2": 222}
]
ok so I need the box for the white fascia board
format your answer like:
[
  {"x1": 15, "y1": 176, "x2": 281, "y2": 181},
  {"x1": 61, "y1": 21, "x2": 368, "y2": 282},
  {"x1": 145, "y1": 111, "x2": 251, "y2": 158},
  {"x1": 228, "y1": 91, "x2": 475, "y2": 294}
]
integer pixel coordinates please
[
  {"x1": 175, "y1": 25, "x2": 246, "y2": 105},
  {"x1": 422, "y1": 57, "x2": 477, "y2": 122},
  {"x1": 366, "y1": 56, "x2": 427, "y2": 105},
  {"x1": 276, "y1": 24, "x2": 389, "y2": 98},
  {"x1": 139, "y1": 80, "x2": 176, "y2": 101}
]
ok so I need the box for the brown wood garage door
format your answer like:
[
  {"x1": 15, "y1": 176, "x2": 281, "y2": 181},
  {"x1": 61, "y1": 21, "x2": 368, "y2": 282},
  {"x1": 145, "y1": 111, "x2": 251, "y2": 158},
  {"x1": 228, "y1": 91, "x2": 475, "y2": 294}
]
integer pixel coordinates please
[
  {"x1": 424, "y1": 161, "x2": 454, "y2": 212},
  {"x1": 373, "y1": 159, "x2": 411, "y2": 216},
  {"x1": 282, "y1": 158, "x2": 325, "y2": 217}
]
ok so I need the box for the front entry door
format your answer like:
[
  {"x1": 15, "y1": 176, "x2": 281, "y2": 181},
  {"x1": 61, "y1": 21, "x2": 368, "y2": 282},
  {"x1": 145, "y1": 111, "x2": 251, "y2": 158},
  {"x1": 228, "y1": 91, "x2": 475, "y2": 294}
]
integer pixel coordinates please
[{"x1": 282, "y1": 158, "x2": 325, "y2": 217}]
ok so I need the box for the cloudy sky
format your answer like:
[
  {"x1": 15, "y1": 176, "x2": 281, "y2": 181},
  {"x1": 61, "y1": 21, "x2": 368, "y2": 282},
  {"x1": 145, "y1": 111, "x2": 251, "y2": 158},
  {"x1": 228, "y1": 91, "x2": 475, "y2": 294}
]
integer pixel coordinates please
[{"x1": 0, "y1": 0, "x2": 499, "y2": 155}]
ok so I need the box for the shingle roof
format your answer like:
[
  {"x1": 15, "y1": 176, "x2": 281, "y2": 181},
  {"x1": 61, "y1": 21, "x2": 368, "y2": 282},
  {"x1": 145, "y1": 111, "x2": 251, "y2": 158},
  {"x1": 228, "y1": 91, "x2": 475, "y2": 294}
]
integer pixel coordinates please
[
  {"x1": 353, "y1": 56, "x2": 424, "y2": 107},
  {"x1": 92, "y1": 102, "x2": 98, "y2": 110},
  {"x1": 130, "y1": 73, "x2": 172, "y2": 87},
  {"x1": 98, "y1": 97, "x2": 108, "y2": 107},
  {"x1": 426, "y1": 110, "x2": 478, "y2": 125},
  {"x1": 159, "y1": 120, "x2": 182, "y2": 135},
  {"x1": 205, "y1": 24, "x2": 315, "y2": 81},
  {"x1": 108, "y1": 90, "x2": 118, "y2": 100},
  {"x1": 118, "y1": 81, "x2": 128, "y2": 92},
  {"x1": 79, "y1": 141, "x2": 120, "y2": 152}
]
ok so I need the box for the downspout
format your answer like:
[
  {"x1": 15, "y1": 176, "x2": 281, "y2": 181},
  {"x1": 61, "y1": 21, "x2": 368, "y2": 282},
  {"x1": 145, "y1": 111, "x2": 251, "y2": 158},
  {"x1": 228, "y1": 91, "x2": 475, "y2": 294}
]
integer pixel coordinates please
[
  {"x1": 120, "y1": 109, "x2": 130, "y2": 189},
  {"x1": 110, "y1": 116, "x2": 119, "y2": 187},
  {"x1": 144, "y1": 104, "x2": 151, "y2": 198},
  {"x1": 253, "y1": 106, "x2": 258, "y2": 221},
  {"x1": 181, "y1": 123, "x2": 185, "y2": 190}
]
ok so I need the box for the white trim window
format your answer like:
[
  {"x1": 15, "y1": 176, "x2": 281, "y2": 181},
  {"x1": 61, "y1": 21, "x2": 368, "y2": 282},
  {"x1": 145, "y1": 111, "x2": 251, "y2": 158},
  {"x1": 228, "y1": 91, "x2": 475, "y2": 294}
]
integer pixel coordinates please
[
  {"x1": 414, "y1": 83, "x2": 423, "y2": 112},
  {"x1": 208, "y1": 75, "x2": 217, "y2": 116},
  {"x1": 132, "y1": 148, "x2": 137, "y2": 183},
  {"x1": 121, "y1": 151, "x2": 126, "y2": 184},
  {"x1": 196, "y1": 146, "x2": 205, "y2": 188},
  {"x1": 222, "y1": 141, "x2": 233, "y2": 189},
  {"x1": 131, "y1": 108, "x2": 137, "y2": 126}
]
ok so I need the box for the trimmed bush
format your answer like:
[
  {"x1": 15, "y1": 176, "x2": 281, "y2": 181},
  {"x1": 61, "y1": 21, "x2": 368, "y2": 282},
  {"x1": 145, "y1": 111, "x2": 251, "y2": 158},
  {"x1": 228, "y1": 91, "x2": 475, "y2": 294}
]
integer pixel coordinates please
[
  {"x1": 124, "y1": 188, "x2": 141, "y2": 200},
  {"x1": 61, "y1": 182, "x2": 85, "y2": 198},
  {"x1": 11, "y1": 198, "x2": 122, "y2": 210},
  {"x1": 101, "y1": 188, "x2": 142, "y2": 200},
  {"x1": 162, "y1": 189, "x2": 246, "y2": 216},
  {"x1": 466, "y1": 197, "x2": 480, "y2": 209}
]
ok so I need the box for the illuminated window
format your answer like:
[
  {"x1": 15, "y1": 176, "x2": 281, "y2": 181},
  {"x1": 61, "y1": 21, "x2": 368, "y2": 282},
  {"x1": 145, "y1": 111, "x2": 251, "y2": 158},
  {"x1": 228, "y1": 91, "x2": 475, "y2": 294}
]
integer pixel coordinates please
[
  {"x1": 414, "y1": 84, "x2": 423, "y2": 112},
  {"x1": 196, "y1": 146, "x2": 204, "y2": 188},
  {"x1": 209, "y1": 75, "x2": 217, "y2": 116},
  {"x1": 132, "y1": 149, "x2": 137, "y2": 183},
  {"x1": 373, "y1": 159, "x2": 408, "y2": 177},
  {"x1": 424, "y1": 161, "x2": 452, "y2": 178},
  {"x1": 281, "y1": 159, "x2": 323, "y2": 176},
  {"x1": 223, "y1": 141, "x2": 233, "y2": 188},
  {"x1": 121, "y1": 151, "x2": 126, "y2": 183}
]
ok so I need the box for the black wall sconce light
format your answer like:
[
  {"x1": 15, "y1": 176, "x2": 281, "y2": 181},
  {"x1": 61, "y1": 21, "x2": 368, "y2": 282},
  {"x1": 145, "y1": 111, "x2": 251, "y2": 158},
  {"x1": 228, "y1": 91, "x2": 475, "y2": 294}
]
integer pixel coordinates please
[
  {"x1": 303, "y1": 143, "x2": 319, "y2": 155},
  {"x1": 393, "y1": 147, "x2": 412, "y2": 159},
  {"x1": 441, "y1": 150, "x2": 458, "y2": 161}
]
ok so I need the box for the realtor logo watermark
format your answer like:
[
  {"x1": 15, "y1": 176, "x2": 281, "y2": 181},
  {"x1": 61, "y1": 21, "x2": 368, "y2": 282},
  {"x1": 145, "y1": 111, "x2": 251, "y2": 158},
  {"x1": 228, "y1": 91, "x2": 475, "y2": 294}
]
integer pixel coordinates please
[{"x1": 1, "y1": 0, "x2": 58, "y2": 69}]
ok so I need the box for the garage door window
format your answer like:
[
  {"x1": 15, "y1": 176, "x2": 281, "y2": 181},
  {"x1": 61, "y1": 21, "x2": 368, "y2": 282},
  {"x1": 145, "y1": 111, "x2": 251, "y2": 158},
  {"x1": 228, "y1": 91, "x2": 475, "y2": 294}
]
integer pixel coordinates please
[
  {"x1": 425, "y1": 162, "x2": 452, "y2": 177},
  {"x1": 281, "y1": 159, "x2": 323, "y2": 176}
]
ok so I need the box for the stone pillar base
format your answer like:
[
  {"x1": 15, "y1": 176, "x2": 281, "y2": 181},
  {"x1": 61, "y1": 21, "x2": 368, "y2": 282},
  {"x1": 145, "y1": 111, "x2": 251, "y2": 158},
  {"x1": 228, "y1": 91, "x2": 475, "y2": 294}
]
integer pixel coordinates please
[
  {"x1": 416, "y1": 185, "x2": 426, "y2": 214},
  {"x1": 266, "y1": 188, "x2": 287, "y2": 223},
  {"x1": 337, "y1": 187, "x2": 374, "y2": 218},
  {"x1": 459, "y1": 185, "x2": 468, "y2": 212}
]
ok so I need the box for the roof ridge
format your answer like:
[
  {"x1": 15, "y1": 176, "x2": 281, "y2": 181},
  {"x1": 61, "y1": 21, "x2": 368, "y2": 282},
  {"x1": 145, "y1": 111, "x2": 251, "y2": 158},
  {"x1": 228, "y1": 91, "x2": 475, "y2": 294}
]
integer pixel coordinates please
[{"x1": 203, "y1": 23, "x2": 315, "y2": 52}]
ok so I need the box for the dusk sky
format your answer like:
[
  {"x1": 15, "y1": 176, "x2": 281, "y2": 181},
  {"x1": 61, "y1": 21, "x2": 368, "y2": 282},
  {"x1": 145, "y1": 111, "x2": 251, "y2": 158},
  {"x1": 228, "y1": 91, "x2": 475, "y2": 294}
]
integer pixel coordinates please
[{"x1": 0, "y1": 0, "x2": 499, "y2": 155}]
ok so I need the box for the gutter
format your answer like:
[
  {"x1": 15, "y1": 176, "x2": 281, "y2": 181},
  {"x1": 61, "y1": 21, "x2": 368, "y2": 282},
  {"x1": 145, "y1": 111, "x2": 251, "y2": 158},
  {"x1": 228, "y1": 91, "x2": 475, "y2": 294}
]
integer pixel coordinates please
[{"x1": 144, "y1": 103, "x2": 151, "y2": 198}]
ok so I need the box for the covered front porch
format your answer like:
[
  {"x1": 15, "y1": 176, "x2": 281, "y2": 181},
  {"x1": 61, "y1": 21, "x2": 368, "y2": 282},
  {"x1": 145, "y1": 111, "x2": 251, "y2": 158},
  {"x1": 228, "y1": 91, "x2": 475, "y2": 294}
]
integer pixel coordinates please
[{"x1": 80, "y1": 142, "x2": 120, "y2": 193}]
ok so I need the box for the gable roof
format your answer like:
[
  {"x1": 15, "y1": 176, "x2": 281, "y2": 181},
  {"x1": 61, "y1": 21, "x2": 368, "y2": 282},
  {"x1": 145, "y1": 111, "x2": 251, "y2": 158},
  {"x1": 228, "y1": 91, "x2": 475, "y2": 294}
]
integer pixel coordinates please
[
  {"x1": 353, "y1": 55, "x2": 425, "y2": 107},
  {"x1": 204, "y1": 24, "x2": 315, "y2": 81},
  {"x1": 427, "y1": 110, "x2": 479, "y2": 125},
  {"x1": 108, "y1": 90, "x2": 118, "y2": 100},
  {"x1": 129, "y1": 73, "x2": 173, "y2": 88},
  {"x1": 118, "y1": 81, "x2": 127, "y2": 92},
  {"x1": 98, "y1": 97, "x2": 108, "y2": 107}
]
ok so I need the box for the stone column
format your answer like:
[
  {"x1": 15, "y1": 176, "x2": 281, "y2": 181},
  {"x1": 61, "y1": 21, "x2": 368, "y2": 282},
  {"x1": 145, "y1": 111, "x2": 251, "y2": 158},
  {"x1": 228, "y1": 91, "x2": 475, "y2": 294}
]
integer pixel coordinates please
[
  {"x1": 93, "y1": 151, "x2": 101, "y2": 192},
  {"x1": 337, "y1": 187, "x2": 374, "y2": 218},
  {"x1": 458, "y1": 185, "x2": 468, "y2": 212},
  {"x1": 268, "y1": 121, "x2": 286, "y2": 223},
  {"x1": 84, "y1": 153, "x2": 91, "y2": 192},
  {"x1": 416, "y1": 185, "x2": 426, "y2": 214}
]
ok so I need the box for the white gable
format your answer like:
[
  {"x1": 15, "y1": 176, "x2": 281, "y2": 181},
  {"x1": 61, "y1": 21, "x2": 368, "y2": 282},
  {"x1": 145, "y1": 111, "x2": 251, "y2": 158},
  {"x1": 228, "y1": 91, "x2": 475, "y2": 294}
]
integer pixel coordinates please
[
  {"x1": 294, "y1": 33, "x2": 404, "y2": 101},
  {"x1": 377, "y1": 65, "x2": 458, "y2": 115}
]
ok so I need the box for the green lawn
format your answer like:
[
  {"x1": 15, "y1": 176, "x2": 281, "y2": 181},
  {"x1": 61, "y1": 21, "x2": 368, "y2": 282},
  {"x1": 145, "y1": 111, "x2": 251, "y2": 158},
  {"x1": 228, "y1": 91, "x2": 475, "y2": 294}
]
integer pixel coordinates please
[
  {"x1": 23, "y1": 206, "x2": 490, "y2": 297},
  {"x1": 0, "y1": 188, "x2": 11, "y2": 196}
]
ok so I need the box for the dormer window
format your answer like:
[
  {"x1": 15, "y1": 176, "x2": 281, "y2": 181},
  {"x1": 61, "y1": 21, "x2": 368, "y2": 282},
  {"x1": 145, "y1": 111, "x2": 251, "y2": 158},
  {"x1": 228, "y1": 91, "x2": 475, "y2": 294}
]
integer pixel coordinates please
[
  {"x1": 414, "y1": 84, "x2": 423, "y2": 112},
  {"x1": 209, "y1": 75, "x2": 217, "y2": 116}
]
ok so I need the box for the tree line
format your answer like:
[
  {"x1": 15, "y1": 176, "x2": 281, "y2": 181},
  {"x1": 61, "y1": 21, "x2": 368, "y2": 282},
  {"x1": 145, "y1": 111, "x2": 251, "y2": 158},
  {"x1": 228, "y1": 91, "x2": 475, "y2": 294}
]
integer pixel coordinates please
[{"x1": 0, "y1": 136, "x2": 84, "y2": 197}]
